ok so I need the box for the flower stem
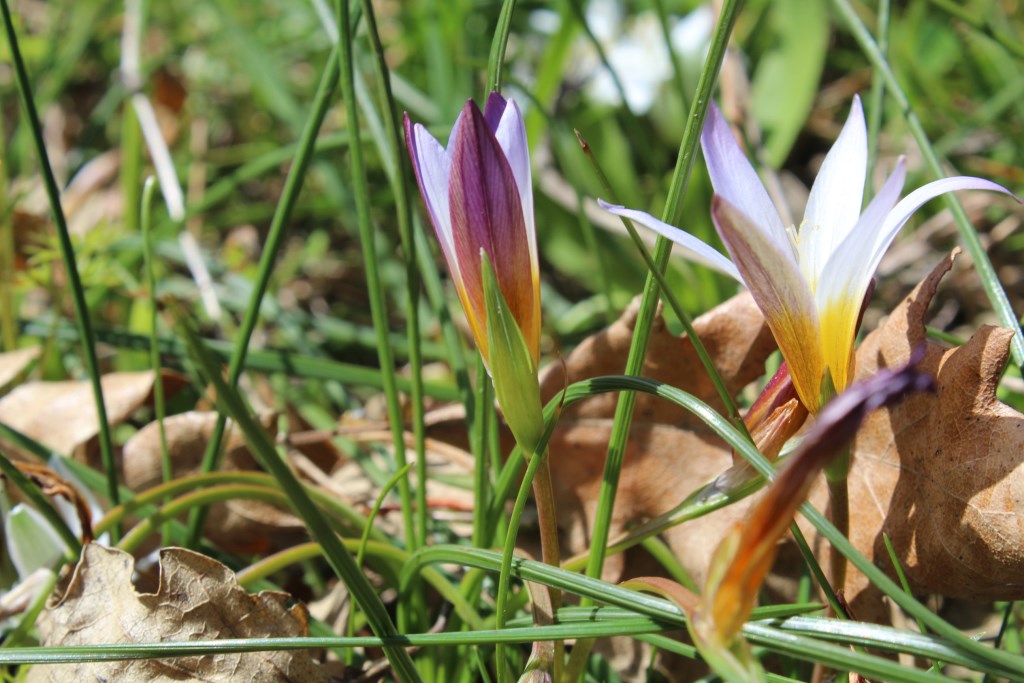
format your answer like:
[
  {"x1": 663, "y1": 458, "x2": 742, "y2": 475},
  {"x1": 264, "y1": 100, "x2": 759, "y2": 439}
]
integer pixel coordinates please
[
  {"x1": 825, "y1": 449, "x2": 851, "y2": 596},
  {"x1": 531, "y1": 452, "x2": 563, "y2": 681},
  {"x1": 494, "y1": 448, "x2": 544, "y2": 683}
]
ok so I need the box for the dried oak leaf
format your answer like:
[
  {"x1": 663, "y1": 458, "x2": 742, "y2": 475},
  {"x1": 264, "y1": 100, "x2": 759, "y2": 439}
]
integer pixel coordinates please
[
  {"x1": 122, "y1": 411, "x2": 306, "y2": 554},
  {"x1": 28, "y1": 544, "x2": 328, "y2": 683},
  {"x1": 805, "y1": 251, "x2": 1024, "y2": 618},
  {"x1": 538, "y1": 292, "x2": 776, "y2": 581},
  {"x1": 0, "y1": 370, "x2": 187, "y2": 465}
]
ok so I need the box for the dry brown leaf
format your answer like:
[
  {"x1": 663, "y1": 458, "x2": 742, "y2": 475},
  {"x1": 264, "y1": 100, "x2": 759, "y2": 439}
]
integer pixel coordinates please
[
  {"x1": 10, "y1": 462, "x2": 94, "y2": 543},
  {"x1": 123, "y1": 411, "x2": 306, "y2": 554},
  {"x1": 538, "y1": 292, "x2": 775, "y2": 581},
  {"x1": 28, "y1": 544, "x2": 327, "y2": 683},
  {"x1": 0, "y1": 347, "x2": 41, "y2": 395},
  {"x1": 0, "y1": 370, "x2": 187, "y2": 464},
  {"x1": 805, "y1": 251, "x2": 1024, "y2": 618}
]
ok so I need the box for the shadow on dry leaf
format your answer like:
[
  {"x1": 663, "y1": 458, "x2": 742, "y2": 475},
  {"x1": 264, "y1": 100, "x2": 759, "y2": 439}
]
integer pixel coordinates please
[
  {"x1": 538, "y1": 292, "x2": 775, "y2": 584},
  {"x1": 28, "y1": 544, "x2": 328, "y2": 683}
]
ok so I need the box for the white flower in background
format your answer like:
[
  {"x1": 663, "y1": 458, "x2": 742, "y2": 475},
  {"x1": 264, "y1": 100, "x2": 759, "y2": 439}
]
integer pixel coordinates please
[{"x1": 529, "y1": 0, "x2": 713, "y2": 114}]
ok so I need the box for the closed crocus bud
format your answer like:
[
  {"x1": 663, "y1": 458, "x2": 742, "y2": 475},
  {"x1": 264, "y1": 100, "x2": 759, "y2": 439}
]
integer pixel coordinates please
[
  {"x1": 405, "y1": 93, "x2": 540, "y2": 373},
  {"x1": 406, "y1": 94, "x2": 544, "y2": 453}
]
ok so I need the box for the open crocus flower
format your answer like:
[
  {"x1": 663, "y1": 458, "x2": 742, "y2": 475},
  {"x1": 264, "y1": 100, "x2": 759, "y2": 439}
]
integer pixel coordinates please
[
  {"x1": 404, "y1": 93, "x2": 540, "y2": 372},
  {"x1": 601, "y1": 96, "x2": 1013, "y2": 412}
]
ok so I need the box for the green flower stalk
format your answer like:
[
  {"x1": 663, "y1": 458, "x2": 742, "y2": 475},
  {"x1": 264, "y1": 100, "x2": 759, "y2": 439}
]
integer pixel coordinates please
[{"x1": 406, "y1": 95, "x2": 561, "y2": 681}]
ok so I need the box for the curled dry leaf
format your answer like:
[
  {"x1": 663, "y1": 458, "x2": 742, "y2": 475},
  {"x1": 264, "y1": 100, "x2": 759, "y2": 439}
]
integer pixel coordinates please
[
  {"x1": 123, "y1": 411, "x2": 306, "y2": 554},
  {"x1": 805, "y1": 250, "x2": 1024, "y2": 618},
  {"x1": 10, "y1": 462, "x2": 94, "y2": 543},
  {"x1": 0, "y1": 370, "x2": 187, "y2": 465},
  {"x1": 0, "y1": 346, "x2": 41, "y2": 395},
  {"x1": 538, "y1": 292, "x2": 776, "y2": 582},
  {"x1": 28, "y1": 544, "x2": 327, "y2": 683}
]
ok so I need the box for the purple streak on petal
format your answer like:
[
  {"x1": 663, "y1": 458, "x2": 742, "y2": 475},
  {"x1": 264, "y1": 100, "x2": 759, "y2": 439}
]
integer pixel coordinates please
[
  {"x1": 493, "y1": 97, "x2": 540, "y2": 356},
  {"x1": 449, "y1": 101, "x2": 533, "y2": 344},
  {"x1": 801, "y1": 348, "x2": 934, "y2": 456},
  {"x1": 483, "y1": 92, "x2": 508, "y2": 133},
  {"x1": 700, "y1": 103, "x2": 791, "y2": 259},
  {"x1": 404, "y1": 113, "x2": 459, "y2": 283},
  {"x1": 802, "y1": 95, "x2": 868, "y2": 274},
  {"x1": 734, "y1": 351, "x2": 934, "y2": 591},
  {"x1": 598, "y1": 199, "x2": 743, "y2": 282},
  {"x1": 743, "y1": 361, "x2": 798, "y2": 434},
  {"x1": 712, "y1": 194, "x2": 822, "y2": 411}
]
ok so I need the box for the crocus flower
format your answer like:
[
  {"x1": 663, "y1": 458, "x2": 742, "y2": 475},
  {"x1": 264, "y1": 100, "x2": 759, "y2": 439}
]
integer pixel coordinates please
[
  {"x1": 601, "y1": 96, "x2": 1013, "y2": 412},
  {"x1": 405, "y1": 94, "x2": 544, "y2": 451},
  {"x1": 404, "y1": 93, "x2": 540, "y2": 372}
]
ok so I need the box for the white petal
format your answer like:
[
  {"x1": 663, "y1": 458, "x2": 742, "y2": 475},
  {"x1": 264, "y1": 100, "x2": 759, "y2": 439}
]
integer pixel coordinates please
[
  {"x1": 700, "y1": 103, "x2": 792, "y2": 259},
  {"x1": 816, "y1": 166, "x2": 1016, "y2": 393},
  {"x1": 598, "y1": 199, "x2": 744, "y2": 282},
  {"x1": 817, "y1": 158, "x2": 907, "y2": 318},
  {"x1": 493, "y1": 98, "x2": 537, "y2": 273},
  {"x1": 867, "y1": 174, "x2": 1015, "y2": 292},
  {"x1": 801, "y1": 95, "x2": 868, "y2": 287},
  {"x1": 815, "y1": 159, "x2": 907, "y2": 394},
  {"x1": 409, "y1": 123, "x2": 456, "y2": 265}
]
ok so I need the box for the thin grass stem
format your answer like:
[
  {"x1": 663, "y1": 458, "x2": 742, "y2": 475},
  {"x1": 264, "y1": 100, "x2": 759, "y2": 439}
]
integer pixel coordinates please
[
  {"x1": 140, "y1": 177, "x2": 173, "y2": 546},
  {"x1": 833, "y1": 0, "x2": 1024, "y2": 368},
  {"x1": 355, "y1": 0, "x2": 430, "y2": 552},
  {"x1": 486, "y1": 0, "x2": 518, "y2": 93},
  {"x1": 185, "y1": 44, "x2": 341, "y2": 546},
  {"x1": 573, "y1": 5, "x2": 743, "y2": 677},
  {"x1": 175, "y1": 308, "x2": 422, "y2": 682},
  {"x1": 0, "y1": 0, "x2": 121, "y2": 530}
]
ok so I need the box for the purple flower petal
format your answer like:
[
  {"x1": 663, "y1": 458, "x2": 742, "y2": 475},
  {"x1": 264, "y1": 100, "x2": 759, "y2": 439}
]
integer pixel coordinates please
[
  {"x1": 449, "y1": 101, "x2": 536, "y2": 358},
  {"x1": 482, "y1": 91, "x2": 507, "y2": 133},
  {"x1": 701, "y1": 103, "x2": 791, "y2": 259},
  {"x1": 493, "y1": 98, "x2": 537, "y2": 275},
  {"x1": 404, "y1": 113, "x2": 459, "y2": 286}
]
